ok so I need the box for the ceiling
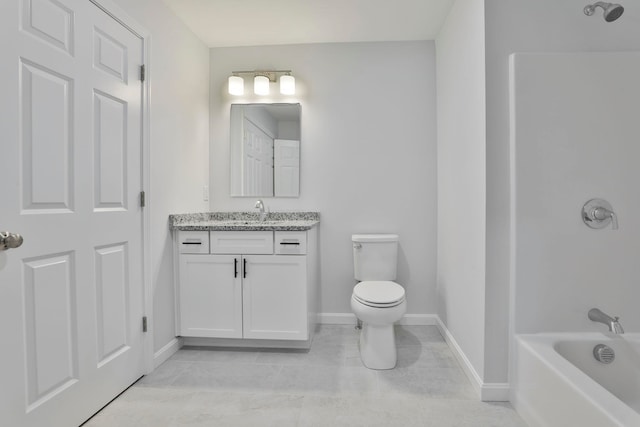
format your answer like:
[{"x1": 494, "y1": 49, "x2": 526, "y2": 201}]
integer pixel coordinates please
[{"x1": 161, "y1": 0, "x2": 455, "y2": 48}]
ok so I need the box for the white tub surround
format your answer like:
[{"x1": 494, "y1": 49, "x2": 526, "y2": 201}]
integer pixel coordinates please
[
  {"x1": 512, "y1": 333, "x2": 640, "y2": 427},
  {"x1": 509, "y1": 52, "x2": 640, "y2": 420}
]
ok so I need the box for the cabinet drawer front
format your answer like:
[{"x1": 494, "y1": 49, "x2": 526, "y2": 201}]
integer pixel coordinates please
[
  {"x1": 178, "y1": 230, "x2": 210, "y2": 254},
  {"x1": 274, "y1": 231, "x2": 307, "y2": 255},
  {"x1": 210, "y1": 231, "x2": 274, "y2": 254}
]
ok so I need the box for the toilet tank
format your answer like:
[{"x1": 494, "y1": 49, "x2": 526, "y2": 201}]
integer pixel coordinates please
[{"x1": 352, "y1": 234, "x2": 399, "y2": 281}]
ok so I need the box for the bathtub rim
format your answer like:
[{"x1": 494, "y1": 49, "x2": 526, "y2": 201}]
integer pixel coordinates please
[{"x1": 513, "y1": 332, "x2": 640, "y2": 427}]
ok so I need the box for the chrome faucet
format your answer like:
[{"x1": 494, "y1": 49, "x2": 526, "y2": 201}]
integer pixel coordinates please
[
  {"x1": 254, "y1": 199, "x2": 267, "y2": 222},
  {"x1": 588, "y1": 308, "x2": 624, "y2": 334},
  {"x1": 582, "y1": 199, "x2": 618, "y2": 230}
]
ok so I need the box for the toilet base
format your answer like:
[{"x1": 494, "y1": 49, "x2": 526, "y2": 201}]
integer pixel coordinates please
[
  {"x1": 351, "y1": 296, "x2": 406, "y2": 370},
  {"x1": 359, "y1": 322, "x2": 397, "y2": 370}
]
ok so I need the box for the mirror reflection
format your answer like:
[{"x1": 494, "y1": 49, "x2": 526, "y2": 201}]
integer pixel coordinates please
[{"x1": 230, "y1": 103, "x2": 301, "y2": 197}]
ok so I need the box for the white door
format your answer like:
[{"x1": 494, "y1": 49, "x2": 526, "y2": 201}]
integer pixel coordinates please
[
  {"x1": 242, "y1": 118, "x2": 274, "y2": 196},
  {"x1": 0, "y1": 1, "x2": 146, "y2": 426},
  {"x1": 274, "y1": 139, "x2": 300, "y2": 197}
]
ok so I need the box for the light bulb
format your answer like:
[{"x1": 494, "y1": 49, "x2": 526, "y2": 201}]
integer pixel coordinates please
[
  {"x1": 280, "y1": 75, "x2": 295, "y2": 95},
  {"x1": 254, "y1": 75, "x2": 269, "y2": 95},
  {"x1": 228, "y1": 75, "x2": 244, "y2": 95}
]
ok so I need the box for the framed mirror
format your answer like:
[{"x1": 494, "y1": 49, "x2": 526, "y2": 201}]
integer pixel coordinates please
[{"x1": 230, "y1": 103, "x2": 301, "y2": 197}]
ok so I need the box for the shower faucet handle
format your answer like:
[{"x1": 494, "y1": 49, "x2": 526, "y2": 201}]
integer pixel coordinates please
[
  {"x1": 582, "y1": 199, "x2": 618, "y2": 230},
  {"x1": 591, "y1": 207, "x2": 610, "y2": 220},
  {"x1": 593, "y1": 207, "x2": 618, "y2": 229}
]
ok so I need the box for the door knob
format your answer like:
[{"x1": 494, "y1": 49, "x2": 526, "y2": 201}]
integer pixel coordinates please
[{"x1": 0, "y1": 232, "x2": 24, "y2": 251}]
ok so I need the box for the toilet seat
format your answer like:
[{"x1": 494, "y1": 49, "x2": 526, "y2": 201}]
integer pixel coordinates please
[{"x1": 353, "y1": 281, "x2": 405, "y2": 308}]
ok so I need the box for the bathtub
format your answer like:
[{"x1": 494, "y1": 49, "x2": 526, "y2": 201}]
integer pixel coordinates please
[{"x1": 512, "y1": 333, "x2": 640, "y2": 427}]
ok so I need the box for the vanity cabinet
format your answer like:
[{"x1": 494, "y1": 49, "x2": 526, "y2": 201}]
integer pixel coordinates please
[{"x1": 176, "y1": 228, "x2": 317, "y2": 343}]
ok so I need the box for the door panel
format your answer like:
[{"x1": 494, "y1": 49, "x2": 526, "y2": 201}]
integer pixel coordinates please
[
  {"x1": 93, "y1": 90, "x2": 127, "y2": 210},
  {"x1": 95, "y1": 243, "x2": 130, "y2": 366},
  {"x1": 20, "y1": 59, "x2": 74, "y2": 212},
  {"x1": 0, "y1": 1, "x2": 146, "y2": 426},
  {"x1": 93, "y1": 27, "x2": 128, "y2": 81},
  {"x1": 22, "y1": 0, "x2": 75, "y2": 55},
  {"x1": 23, "y1": 252, "x2": 78, "y2": 409}
]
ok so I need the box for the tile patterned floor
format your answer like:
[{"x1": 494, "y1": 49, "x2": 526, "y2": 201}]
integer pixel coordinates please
[{"x1": 84, "y1": 325, "x2": 526, "y2": 427}]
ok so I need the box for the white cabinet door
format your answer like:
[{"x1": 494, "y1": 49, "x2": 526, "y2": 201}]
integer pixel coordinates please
[
  {"x1": 242, "y1": 255, "x2": 308, "y2": 340},
  {"x1": 179, "y1": 255, "x2": 242, "y2": 338}
]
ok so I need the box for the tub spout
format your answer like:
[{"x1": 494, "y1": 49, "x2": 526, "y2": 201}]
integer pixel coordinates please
[{"x1": 588, "y1": 308, "x2": 624, "y2": 334}]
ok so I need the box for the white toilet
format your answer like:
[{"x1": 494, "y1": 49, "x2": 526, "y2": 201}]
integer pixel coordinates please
[{"x1": 351, "y1": 234, "x2": 406, "y2": 370}]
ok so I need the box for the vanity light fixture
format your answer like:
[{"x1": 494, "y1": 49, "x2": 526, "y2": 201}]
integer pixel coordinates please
[{"x1": 227, "y1": 70, "x2": 296, "y2": 96}]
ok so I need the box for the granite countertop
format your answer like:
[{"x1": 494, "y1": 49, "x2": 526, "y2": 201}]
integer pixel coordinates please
[{"x1": 169, "y1": 211, "x2": 320, "y2": 231}]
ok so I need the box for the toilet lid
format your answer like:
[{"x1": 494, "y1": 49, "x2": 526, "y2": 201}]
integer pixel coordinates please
[{"x1": 353, "y1": 281, "x2": 405, "y2": 306}]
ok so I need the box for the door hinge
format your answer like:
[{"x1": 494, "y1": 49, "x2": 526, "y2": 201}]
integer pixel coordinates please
[
  {"x1": 140, "y1": 64, "x2": 146, "y2": 82},
  {"x1": 142, "y1": 316, "x2": 148, "y2": 333},
  {"x1": 140, "y1": 191, "x2": 146, "y2": 208}
]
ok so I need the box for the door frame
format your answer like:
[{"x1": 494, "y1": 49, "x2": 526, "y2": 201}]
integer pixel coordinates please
[{"x1": 89, "y1": 0, "x2": 154, "y2": 374}]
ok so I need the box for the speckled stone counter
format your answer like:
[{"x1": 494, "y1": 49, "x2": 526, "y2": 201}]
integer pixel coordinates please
[{"x1": 169, "y1": 212, "x2": 320, "y2": 231}]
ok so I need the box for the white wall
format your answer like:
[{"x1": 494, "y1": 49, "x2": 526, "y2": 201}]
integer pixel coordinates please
[
  {"x1": 485, "y1": 0, "x2": 640, "y2": 383},
  {"x1": 436, "y1": 0, "x2": 487, "y2": 380},
  {"x1": 209, "y1": 42, "x2": 438, "y2": 317},
  {"x1": 111, "y1": 0, "x2": 210, "y2": 354},
  {"x1": 512, "y1": 52, "x2": 640, "y2": 333}
]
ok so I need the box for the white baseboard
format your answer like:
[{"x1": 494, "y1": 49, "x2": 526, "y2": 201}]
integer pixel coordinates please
[
  {"x1": 153, "y1": 337, "x2": 182, "y2": 369},
  {"x1": 317, "y1": 312, "x2": 357, "y2": 324},
  {"x1": 398, "y1": 314, "x2": 438, "y2": 325},
  {"x1": 480, "y1": 382, "x2": 510, "y2": 402},
  {"x1": 318, "y1": 312, "x2": 437, "y2": 326},
  {"x1": 435, "y1": 317, "x2": 510, "y2": 402}
]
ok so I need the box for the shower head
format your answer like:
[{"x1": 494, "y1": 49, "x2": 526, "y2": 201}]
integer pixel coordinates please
[{"x1": 584, "y1": 2, "x2": 624, "y2": 22}]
